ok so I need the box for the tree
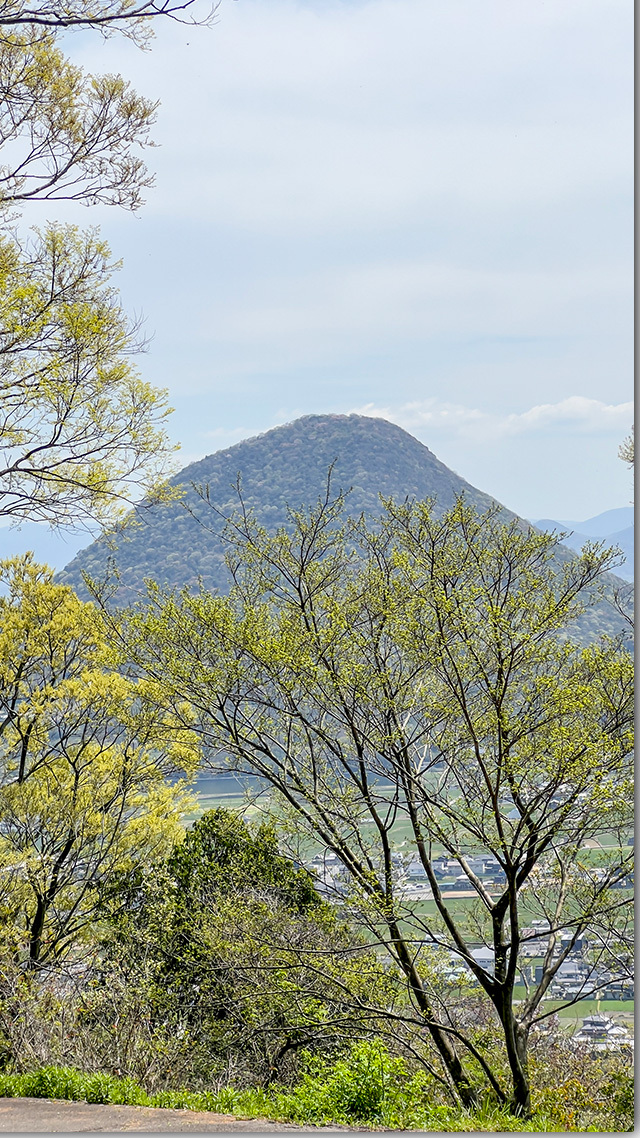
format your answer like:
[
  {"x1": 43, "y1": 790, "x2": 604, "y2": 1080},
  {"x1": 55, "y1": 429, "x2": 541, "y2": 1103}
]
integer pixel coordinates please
[
  {"x1": 97, "y1": 808, "x2": 398, "y2": 1086},
  {"x1": 618, "y1": 426, "x2": 634, "y2": 467},
  {"x1": 0, "y1": 0, "x2": 215, "y2": 210},
  {"x1": 0, "y1": 0, "x2": 215, "y2": 38},
  {"x1": 0, "y1": 555, "x2": 199, "y2": 968},
  {"x1": 0, "y1": 30, "x2": 157, "y2": 211},
  {"x1": 0, "y1": 1, "x2": 213, "y2": 526},
  {"x1": 113, "y1": 495, "x2": 634, "y2": 1115},
  {"x1": 166, "y1": 806, "x2": 324, "y2": 915},
  {"x1": 0, "y1": 223, "x2": 177, "y2": 528}
]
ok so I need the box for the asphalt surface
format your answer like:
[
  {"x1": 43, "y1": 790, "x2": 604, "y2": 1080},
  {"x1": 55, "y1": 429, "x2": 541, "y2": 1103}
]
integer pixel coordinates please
[{"x1": 0, "y1": 1098, "x2": 354, "y2": 1133}]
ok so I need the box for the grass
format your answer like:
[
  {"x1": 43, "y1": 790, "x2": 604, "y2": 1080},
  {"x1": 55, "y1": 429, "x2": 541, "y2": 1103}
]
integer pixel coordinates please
[
  {"x1": 0, "y1": 1066, "x2": 239, "y2": 1113},
  {"x1": 550, "y1": 999, "x2": 635, "y2": 1031},
  {"x1": 0, "y1": 1041, "x2": 632, "y2": 1132}
]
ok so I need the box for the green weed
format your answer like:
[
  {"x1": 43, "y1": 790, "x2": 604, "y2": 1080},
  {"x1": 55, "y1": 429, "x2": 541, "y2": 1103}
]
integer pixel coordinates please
[{"x1": 0, "y1": 1046, "x2": 632, "y2": 1131}]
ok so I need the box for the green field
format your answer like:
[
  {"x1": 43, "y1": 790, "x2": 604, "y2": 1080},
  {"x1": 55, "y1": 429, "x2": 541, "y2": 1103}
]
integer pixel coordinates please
[
  {"x1": 546, "y1": 998, "x2": 634, "y2": 1028},
  {"x1": 183, "y1": 773, "x2": 267, "y2": 823}
]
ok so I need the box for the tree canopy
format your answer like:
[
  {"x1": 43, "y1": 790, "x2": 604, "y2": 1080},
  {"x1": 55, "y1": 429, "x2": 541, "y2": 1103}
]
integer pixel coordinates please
[
  {"x1": 0, "y1": 30, "x2": 156, "y2": 211},
  {"x1": 0, "y1": 0, "x2": 210, "y2": 527},
  {"x1": 112, "y1": 494, "x2": 634, "y2": 1115},
  {"x1": 97, "y1": 808, "x2": 396, "y2": 1086},
  {"x1": 0, "y1": 555, "x2": 198, "y2": 968},
  {"x1": 0, "y1": 224, "x2": 176, "y2": 528},
  {"x1": 0, "y1": 0, "x2": 212, "y2": 212}
]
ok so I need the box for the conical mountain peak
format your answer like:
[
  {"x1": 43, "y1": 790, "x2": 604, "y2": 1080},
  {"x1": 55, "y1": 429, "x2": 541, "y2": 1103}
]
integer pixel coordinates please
[
  {"x1": 59, "y1": 414, "x2": 502, "y2": 602},
  {"x1": 58, "y1": 414, "x2": 629, "y2": 646}
]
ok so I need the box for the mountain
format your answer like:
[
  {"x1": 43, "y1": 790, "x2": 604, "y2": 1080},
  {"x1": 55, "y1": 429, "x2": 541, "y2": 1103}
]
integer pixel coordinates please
[
  {"x1": 59, "y1": 415, "x2": 500, "y2": 600},
  {"x1": 58, "y1": 414, "x2": 631, "y2": 640},
  {"x1": 557, "y1": 508, "x2": 633, "y2": 536},
  {"x1": 534, "y1": 507, "x2": 634, "y2": 583}
]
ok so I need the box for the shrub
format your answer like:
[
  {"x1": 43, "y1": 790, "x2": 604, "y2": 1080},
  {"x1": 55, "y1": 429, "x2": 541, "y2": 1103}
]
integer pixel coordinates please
[{"x1": 270, "y1": 1040, "x2": 453, "y2": 1127}]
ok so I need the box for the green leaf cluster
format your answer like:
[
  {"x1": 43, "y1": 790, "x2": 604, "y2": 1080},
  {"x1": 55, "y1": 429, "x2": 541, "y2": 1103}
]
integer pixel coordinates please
[{"x1": 97, "y1": 807, "x2": 397, "y2": 1086}]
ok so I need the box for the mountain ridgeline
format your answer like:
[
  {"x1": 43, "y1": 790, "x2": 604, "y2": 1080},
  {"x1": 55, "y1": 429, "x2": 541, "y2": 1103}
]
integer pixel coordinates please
[
  {"x1": 59, "y1": 414, "x2": 631, "y2": 641},
  {"x1": 60, "y1": 415, "x2": 499, "y2": 599}
]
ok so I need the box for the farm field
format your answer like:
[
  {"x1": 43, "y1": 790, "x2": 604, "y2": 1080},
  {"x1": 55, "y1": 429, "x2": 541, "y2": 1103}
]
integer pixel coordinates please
[
  {"x1": 550, "y1": 998, "x2": 634, "y2": 1031},
  {"x1": 188, "y1": 771, "x2": 633, "y2": 872}
]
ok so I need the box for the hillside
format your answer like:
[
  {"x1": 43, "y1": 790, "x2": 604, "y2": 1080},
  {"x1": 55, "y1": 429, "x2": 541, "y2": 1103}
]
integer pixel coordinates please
[
  {"x1": 59, "y1": 414, "x2": 501, "y2": 600},
  {"x1": 59, "y1": 414, "x2": 631, "y2": 640}
]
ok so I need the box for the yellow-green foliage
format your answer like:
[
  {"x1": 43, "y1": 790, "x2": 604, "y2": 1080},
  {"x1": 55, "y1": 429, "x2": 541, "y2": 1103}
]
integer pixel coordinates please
[
  {"x1": 0, "y1": 29, "x2": 156, "y2": 211},
  {"x1": 0, "y1": 224, "x2": 177, "y2": 527},
  {"x1": 0, "y1": 555, "x2": 199, "y2": 966},
  {"x1": 113, "y1": 494, "x2": 633, "y2": 1115}
]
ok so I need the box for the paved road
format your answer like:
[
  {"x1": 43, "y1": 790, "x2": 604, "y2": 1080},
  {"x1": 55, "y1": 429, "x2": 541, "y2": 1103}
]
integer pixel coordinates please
[{"x1": 0, "y1": 1098, "x2": 355, "y2": 1133}]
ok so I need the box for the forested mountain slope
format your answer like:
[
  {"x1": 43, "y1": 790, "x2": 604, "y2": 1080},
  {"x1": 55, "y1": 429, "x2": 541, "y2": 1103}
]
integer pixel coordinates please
[
  {"x1": 59, "y1": 414, "x2": 631, "y2": 641},
  {"x1": 59, "y1": 414, "x2": 498, "y2": 597}
]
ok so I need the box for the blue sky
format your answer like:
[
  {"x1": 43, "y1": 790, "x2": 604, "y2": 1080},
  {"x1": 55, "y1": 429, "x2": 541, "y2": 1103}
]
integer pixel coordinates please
[{"x1": 12, "y1": 0, "x2": 633, "y2": 559}]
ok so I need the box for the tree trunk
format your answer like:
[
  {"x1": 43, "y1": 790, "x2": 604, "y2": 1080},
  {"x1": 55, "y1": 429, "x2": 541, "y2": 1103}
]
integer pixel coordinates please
[
  {"x1": 27, "y1": 896, "x2": 46, "y2": 968},
  {"x1": 501, "y1": 1007, "x2": 531, "y2": 1116},
  {"x1": 389, "y1": 923, "x2": 478, "y2": 1107},
  {"x1": 428, "y1": 1022, "x2": 478, "y2": 1108},
  {"x1": 26, "y1": 830, "x2": 76, "y2": 970}
]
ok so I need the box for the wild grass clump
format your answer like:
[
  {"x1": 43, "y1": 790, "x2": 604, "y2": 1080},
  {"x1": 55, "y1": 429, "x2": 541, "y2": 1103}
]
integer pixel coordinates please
[
  {"x1": 0, "y1": 1066, "x2": 249, "y2": 1113},
  {"x1": 0, "y1": 1042, "x2": 632, "y2": 1131},
  {"x1": 0, "y1": 1067, "x2": 149, "y2": 1106},
  {"x1": 252, "y1": 1040, "x2": 598, "y2": 1131}
]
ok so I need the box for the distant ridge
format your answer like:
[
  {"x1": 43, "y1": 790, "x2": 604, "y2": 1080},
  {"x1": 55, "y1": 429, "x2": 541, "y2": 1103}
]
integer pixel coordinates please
[
  {"x1": 59, "y1": 414, "x2": 631, "y2": 641},
  {"x1": 557, "y1": 507, "x2": 633, "y2": 535},
  {"x1": 533, "y1": 509, "x2": 633, "y2": 583}
]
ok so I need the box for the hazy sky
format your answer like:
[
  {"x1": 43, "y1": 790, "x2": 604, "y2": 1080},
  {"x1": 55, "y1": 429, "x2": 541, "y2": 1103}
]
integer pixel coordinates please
[{"x1": 18, "y1": 0, "x2": 633, "y2": 544}]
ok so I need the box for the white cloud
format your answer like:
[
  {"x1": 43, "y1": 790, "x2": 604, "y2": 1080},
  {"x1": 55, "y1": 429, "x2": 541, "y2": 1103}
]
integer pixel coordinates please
[
  {"x1": 502, "y1": 397, "x2": 633, "y2": 435},
  {"x1": 71, "y1": 0, "x2": 632, "y2": 230},
  {"x1": 352, "y1": 397, "x2": 633, "y2": 441},
  {"x1": 189, "y1": 260, "x2": 629, "y2": 364},
  {"x1": 45, "y1": 0, "x2": 631, "y2": 521}
]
